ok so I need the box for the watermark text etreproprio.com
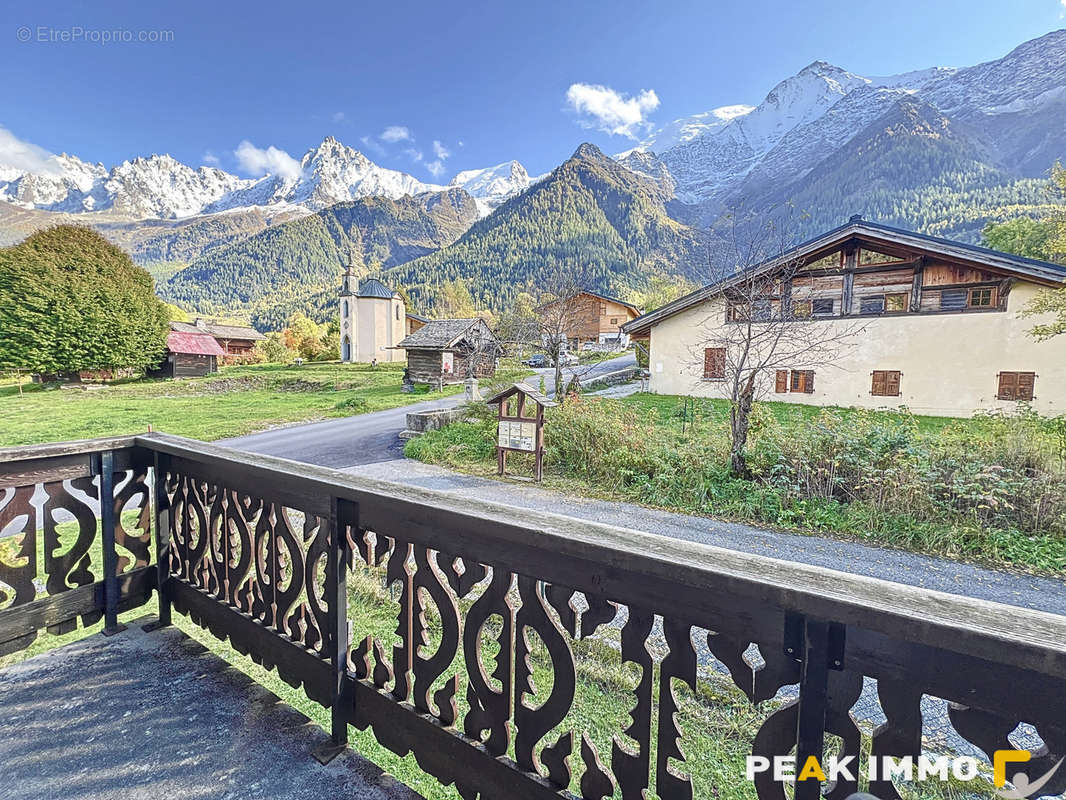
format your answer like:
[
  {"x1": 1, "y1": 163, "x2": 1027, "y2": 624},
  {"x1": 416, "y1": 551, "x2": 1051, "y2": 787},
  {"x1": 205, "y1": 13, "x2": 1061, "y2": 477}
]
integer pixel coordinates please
[{"x1": 16, "y1": 25, "x2": 175, "y2": 44}]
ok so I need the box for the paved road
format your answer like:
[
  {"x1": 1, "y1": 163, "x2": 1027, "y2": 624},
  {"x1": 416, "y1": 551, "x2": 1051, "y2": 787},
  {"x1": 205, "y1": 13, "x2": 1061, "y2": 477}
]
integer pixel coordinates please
[{"x1": 220, "y1": 353, "x2": 636, "y2": 467}]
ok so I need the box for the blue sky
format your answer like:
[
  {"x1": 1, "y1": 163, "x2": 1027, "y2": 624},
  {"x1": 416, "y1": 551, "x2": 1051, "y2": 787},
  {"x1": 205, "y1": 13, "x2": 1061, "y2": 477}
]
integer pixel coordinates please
[{"x1": 1, "y1": 0, "x2": 1064, "y2": 181}]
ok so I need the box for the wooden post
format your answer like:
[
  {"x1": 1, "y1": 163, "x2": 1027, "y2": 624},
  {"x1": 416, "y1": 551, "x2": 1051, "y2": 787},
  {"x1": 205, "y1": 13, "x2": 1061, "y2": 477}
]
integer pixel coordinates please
[
  {"x1": 315, "y1": 496, "x2": 355, "y2": 764},
  {"x1": 144, "y1": 451, "x2": 172, "y2": 631},
  {"x1": 535, "y1": 404, "x2": 545, "y2": 482},
  {"x1": 793, "y1": 617, "x2": 832, "y2": 800},
  {"x1": 96, "y1": 449, "x2": 126, "y2": 636}
]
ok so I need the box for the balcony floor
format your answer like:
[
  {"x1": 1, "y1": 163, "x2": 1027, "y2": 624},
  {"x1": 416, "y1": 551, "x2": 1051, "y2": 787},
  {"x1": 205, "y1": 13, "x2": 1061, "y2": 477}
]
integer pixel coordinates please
[{"x1": 0, "y1": 619, "x2": 423, "y2": 800}]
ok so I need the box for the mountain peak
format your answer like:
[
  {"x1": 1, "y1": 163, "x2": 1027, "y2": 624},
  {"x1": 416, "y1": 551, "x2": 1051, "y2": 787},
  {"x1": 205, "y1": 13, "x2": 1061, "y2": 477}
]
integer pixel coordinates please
[{"x1": 571, "y1": 142, "x2": 609, "y2": 162}]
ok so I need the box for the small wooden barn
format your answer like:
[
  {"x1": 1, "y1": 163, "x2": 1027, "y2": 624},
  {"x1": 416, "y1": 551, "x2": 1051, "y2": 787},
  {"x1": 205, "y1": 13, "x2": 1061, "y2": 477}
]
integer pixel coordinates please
[
  {"x1": 153, "y1": 330, "x2": 225, "y2": 378},
  {"x1": 397, "y1": 318, "x2": 501, "y2": 385}
]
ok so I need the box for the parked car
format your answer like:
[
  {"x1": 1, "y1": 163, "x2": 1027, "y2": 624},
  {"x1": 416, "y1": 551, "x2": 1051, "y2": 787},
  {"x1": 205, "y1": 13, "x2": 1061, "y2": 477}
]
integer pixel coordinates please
[{"x1": 525, "y1": 354, "x2": 552, "y2": 368}]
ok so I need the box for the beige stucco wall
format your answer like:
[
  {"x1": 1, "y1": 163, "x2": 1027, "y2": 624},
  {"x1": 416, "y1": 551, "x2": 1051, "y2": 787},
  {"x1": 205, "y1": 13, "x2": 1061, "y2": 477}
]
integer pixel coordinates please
[
  {"x1": 341, "y1": 295, "x2": 407, "y2": 363},
  {"x1": 646, "y1": 280, "x2": 1066, "y2": 417}
]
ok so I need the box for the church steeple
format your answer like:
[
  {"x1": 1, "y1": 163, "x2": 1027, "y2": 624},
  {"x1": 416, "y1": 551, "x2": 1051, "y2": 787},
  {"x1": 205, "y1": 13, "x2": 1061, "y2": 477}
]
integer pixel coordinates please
[{"x1": 340, "y1": 250, "x2": 357, "y2": 297}]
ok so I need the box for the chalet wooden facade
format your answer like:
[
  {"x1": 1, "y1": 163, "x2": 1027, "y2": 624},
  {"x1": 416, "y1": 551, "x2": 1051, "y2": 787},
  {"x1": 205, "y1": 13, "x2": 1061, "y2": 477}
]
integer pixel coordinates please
[
  {"x1": 171, "y1": 320, "x2": 264, "y2": 362},
  {"x1": 152, "y1": 330, "x2": 225, "y2": 378},
  {"x1": 396, "y1": 318, "x2": 501, "y2": 385},
  {"x1": 537, "y1": 291, "x2": 641, "y2": 350},
  {"x1": 623, "y1": 218, "x2": 1066, "y2": 417}
]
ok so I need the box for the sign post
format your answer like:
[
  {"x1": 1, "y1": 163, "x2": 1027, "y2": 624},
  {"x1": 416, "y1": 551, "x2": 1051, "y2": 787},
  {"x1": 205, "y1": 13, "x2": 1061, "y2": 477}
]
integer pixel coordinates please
[{"x1": 485, "y1": 383, "x2": 556, "y2": 482}]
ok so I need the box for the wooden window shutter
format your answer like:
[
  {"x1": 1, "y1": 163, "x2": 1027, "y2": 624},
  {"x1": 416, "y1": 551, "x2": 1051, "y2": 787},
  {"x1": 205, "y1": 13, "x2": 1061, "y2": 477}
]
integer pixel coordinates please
[
  {"x1": 886, "y1": 371, "x2": 901, "y2": 397},
  {"x1": 803, "y1": 370, "x2": 815, "y2": 393},
  {"x1": 997, "y1": 372, "x2": 1018, "y2": 400},
  {"x1": 1018, "y1": 372, "x2": 1036, "y2": 401},
  {"x1": 775, "y1": 370, "x2": 788, "y2": 393},
  {"x1": 871, "y1": 371, "x2": 886, "y2": 396},
  {"x1": 703, "y1": 347, "x2": 725, "y2": 379}
]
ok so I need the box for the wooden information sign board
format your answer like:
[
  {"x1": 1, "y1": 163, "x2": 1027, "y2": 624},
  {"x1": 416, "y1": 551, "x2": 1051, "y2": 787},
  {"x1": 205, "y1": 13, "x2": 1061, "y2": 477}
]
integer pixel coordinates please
[{"x1": 485, "y1": 383, "x2": 556, "y2": 481}]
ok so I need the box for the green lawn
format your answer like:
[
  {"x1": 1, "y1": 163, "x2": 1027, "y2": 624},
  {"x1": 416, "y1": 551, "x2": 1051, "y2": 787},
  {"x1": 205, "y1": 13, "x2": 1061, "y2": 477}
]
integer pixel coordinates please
[{"x1": 0, "y1": 362, "x2": 526, "y2": 447}]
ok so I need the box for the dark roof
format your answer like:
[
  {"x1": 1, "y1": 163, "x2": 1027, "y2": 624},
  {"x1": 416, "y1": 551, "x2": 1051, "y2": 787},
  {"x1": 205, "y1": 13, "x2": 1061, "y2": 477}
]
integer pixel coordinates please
[
  {"x1": 396, "y1": 318, "x2": 498, "y2": 349},
  {"x1": 171, "y1": 320, "x2": 265, "y2": 341},
  {"x1": 356, "y1": 278, "x2": 395, "y2": 299},
  {"x1": 623, "y1": 218, "x2": 1066, "y2": 335},
  {"x1": 406, "y1": 312, "x2": 430, "y2": 323},
  {"x1": 484, "y1": 382, "x2": 557, "y2": 408},
  {"x1": 166, "y1": 330, "x2": 225, "y2": 356}
]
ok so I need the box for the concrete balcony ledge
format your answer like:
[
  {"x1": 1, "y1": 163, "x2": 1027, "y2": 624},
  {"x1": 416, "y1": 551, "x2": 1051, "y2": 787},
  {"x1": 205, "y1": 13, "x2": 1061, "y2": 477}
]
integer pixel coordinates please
[{"x1": 0, "y1": 619, "x2": 423, "y2": 800}]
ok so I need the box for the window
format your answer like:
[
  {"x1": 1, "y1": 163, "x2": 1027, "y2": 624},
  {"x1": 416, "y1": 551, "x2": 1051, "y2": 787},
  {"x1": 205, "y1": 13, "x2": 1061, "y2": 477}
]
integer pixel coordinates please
[
  {"x1": 969, "y1": 287, "x2": 994, "y2": 307},
  {"x1": 610, "y1": 317, "x2": 618, "y2": 325},
  {"x1": 871, "y1": 370, "x2": 901, "y2": 397},
  {"x1": 703, "y1": 347, "x2": 726, "y2": 379},
  {"x1": 940, "y1": 288, "x2": 968, "y2": 311},
  {"x1": 885, "y1": 293, "x2": 908, "y2": 313},
  {"x1": 860, "y1": 295, "x2": 885, "y2": 314},
  {"x1": 752, "y1": 299, "x2": 772, "y2": 321},
  {"x1": 997, "y1": 372, "x2": 1036, "y2": 401},
  {"x1": 599, "y1": 302, "x2": 608, "y2": 314},
  {"x1": 775, "y1": 370, "x2": 788, "y2": 393},
  {"x1": 791, "y1": 300, "x2": 812, "y2": 318},
  {"x1": 342, "y1": 300, "x2": 348, "y2": 317},
  {"x1": 858, "y1": 248, "x2": 907, "y2": 265},
  {"x1": 804, "y1": 252, "x2": 842, "y2": 271},
  {"x1": 396, "y1": 305, "x2": 401, "y2": 320},
  {"x1": 790, "y1": 370, "x2": 815, "y2": 393},
  {"x1": 812, "y1": 298, "x2": 835, "y2": 316}
]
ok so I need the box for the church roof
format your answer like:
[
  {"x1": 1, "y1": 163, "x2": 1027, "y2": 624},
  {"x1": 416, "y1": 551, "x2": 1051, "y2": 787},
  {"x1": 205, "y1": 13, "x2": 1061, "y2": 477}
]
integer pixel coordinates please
[{"x1": 356, "y1": 278, "x2": 395, "y2": 299}]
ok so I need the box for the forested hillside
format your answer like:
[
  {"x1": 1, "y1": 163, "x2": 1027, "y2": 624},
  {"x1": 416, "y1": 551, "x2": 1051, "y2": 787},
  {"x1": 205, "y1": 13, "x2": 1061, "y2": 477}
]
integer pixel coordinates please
[
  {"x1": 739, "y1": 99, "x2": 1061, "y2": 245},
  {"x1": 160, "y1": 189, "x2": 478, "y2": 319},
  {"x1": 386, "y1": 144, "x2": 712, "y2": 314}
]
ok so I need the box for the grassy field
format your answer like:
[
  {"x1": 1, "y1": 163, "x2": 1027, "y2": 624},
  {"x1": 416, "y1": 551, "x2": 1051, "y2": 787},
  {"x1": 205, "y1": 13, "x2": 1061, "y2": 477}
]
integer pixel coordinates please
[
  {"x1": 0, "y1": 362, "x2": 484, "y2": 446},
  {"x1": 407, "y1": 392, "x2": 1066, "y2": 575}
]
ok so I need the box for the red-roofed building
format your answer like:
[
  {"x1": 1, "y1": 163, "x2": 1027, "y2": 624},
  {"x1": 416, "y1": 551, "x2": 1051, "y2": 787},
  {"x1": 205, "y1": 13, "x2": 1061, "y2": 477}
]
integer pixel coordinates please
[{"x1": 153, "y1": 330, "x2": 226, "y2": 378}]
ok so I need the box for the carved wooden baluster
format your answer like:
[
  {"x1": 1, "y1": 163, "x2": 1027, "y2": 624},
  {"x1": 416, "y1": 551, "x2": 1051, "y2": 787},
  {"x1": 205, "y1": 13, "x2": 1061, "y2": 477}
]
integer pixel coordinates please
[
  {"x1": 581, "y1": 732, "x2": 616, "y2": 800},
  {"x1": 43, "y1": 478, "x2": 97, "y2": 595},
  {"x1": 225, "y1": 492, "x2": 256, "y2": 610},
  {"x1": 514, "y1": 576, "x2": 576, "y2": 778},
  {"x1": 388, "y1": 539, "x2": 415, "y2": 701},
  {"x1": 112, "y1": 468, "x2": 152, "y2": 573},
  {"x1": 868, "y1": 678, "x2": 923, "y2": 800},
  {"x1": 612, "y1": 608, "x2": 655, "y2": 800},
  {"x1": 298, "y1": 514, "x2": 330, "y2": 654},
  {"x1": 206, "y1": 483, "x2": 226, "y2": 597},
  {"x1": 182, "y1": 477, "x2": 210, "y2": 588},
  {"x1": 272, "y1": 506, "x2": 305, "y2": 638},
  {"x1": 463, "y1": 565, "x2": 515, "y2": 757},
  {"x1": 0, "y1": 486, "x2": 36, "y2": 611},
  {"x1": 411, "y1": 546, "x2": 461, "y2": 723},
  {"x1": 656, "y1": 618, "x2": 697, "y2": 800},
  {"x1": 252, "y1": 503, "x2": 276, "y2": 625}
]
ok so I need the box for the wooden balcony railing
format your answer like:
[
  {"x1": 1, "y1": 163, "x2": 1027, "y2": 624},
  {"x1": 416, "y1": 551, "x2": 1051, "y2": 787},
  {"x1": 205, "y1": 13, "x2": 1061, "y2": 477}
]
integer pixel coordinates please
[{"x1": 2, "y1": 432, "x2": 1065, "y2": 800}]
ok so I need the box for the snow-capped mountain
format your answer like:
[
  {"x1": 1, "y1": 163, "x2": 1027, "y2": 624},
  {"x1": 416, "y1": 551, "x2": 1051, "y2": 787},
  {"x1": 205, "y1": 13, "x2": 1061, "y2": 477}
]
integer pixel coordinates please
[
  {"x1": 620, "y1": 30, "x2": 1065, "y2": 215},
  {"x1": 449, "y1": 160, "x2": 537, "y2": 216},
  {"x1": 0, "y1": 135, "x2": 530, "y2": 220},
  {"x1": 628, "y1": 60, "x2": 951, "y2": 205}
]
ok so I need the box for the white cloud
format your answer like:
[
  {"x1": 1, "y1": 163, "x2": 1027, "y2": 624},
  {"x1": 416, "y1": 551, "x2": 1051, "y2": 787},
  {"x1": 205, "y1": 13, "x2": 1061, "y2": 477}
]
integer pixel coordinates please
[
  {"x1": 332, "y1": 111, "x2": 346, "y2": 122},
  {"x1": 425, "y1": 160, "x2": 446, "y2": 177},
  {"x1": 565, "y1": 83, "x2": 660, "y2": 138},
  {"x1": 380, "y1": 125, "x2": 412, "y2": 143},
  {"x1": 404, "y1": 147, "x2": 423, "y2": 163},
  {"x1": 0, "y1": 126, "x2": 61, "y2": 175},
  {"x1": 202, "y1": 151, "x2": 220, "y2": 165},
  {"x1": 234, "y1": 140, "x2": 302, "y2": 181},
  {"x1": 432, "y1": 140, "x2": 450, "y2": 160},
  {"x1": 360, "y1": 135, "x2": 386, "y2": 157}
]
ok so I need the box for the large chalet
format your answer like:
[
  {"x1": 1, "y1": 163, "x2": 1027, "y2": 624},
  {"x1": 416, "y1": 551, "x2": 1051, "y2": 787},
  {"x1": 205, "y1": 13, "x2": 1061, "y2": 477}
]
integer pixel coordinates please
[{"x1": 623, "y1": 217, "x2": 1066, "y2": 417}]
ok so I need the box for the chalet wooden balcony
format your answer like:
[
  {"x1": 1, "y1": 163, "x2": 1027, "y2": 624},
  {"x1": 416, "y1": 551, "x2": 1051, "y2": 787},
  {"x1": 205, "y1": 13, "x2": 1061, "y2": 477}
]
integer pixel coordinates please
[{"x1": 2, "y1": 433, "x2": 1065, "y2": 800}]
